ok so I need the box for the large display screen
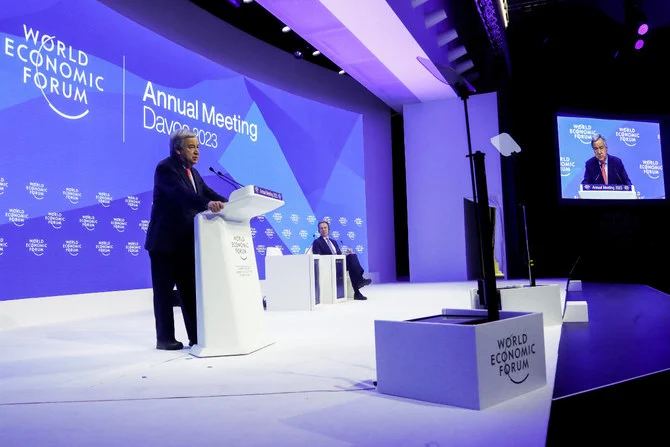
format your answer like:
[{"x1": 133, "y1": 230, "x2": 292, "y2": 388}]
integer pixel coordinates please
[
  {"x1": 557, "y1": 112, "x2": 665, "y2": 201},
  {"x1": 0, "y1": 0, "x2": 367, "y2": 300}
]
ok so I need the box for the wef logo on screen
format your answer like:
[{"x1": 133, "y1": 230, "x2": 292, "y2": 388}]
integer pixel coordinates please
[{"x1": 5, "y1": 25, "x2": 105, "y2": 120}]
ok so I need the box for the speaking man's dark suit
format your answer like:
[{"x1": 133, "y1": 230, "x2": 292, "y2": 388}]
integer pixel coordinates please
[
  {"x1": 311, "y1": 236, "x2": 367, "y2": 295},
  {"x1": 144, "y1": 156, "x2": 227, "y2": 346},
  {"x1": 581, "y1": 155, "x2": 632, "y2": 185}
]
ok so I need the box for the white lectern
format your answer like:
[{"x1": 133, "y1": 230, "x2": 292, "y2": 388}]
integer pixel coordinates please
[{"x1": 191, "y1": 185, "x2": 284, "y2": 358}]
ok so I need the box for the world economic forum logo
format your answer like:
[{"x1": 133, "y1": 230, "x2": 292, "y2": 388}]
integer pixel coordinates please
[
  {"x1": 26, "y1": 182, "x2": 47, "y2": 200},
  {"x1": 264, "y1": 228, "x2": 275, "y2": 239},
  {"x1": 63, "y1": 240, "x2": 81, "y2": 256},
  {"x1": 125, "y1": 196, "x2": 141, "y2": 210},
  {"x1": 45, "y1": 212, "x2": 65, "y2": 229},
  {"x1": 354, "y1": 217, "x2": 363, "y2": 227},
  {"x1": 96, "y1": 192, "x2": 112, "y2": 207},
  {"x1": 290, "y1": 213, "x2": 300, "y2": 224},
  {"x1": 347, "y1": 231, "x2": 356, "y2": 240},
  {"x1": 569, "y1": 123, "x2": 593, "y2": 144},
  {"x1": 26, "y1": 238, "x2": 47, "y2": 256},
  {"x1": 63, "y1": 187, "x2": 81, "y2": 204},
  {"x1": 126, "y1": 242, "x2": 141, "y2": 256},
  {"x1": 338, "y1": 217, "x2": 348, "y2": 226},
  {"x1": 640, "y1": 160, "x2": 662, "y2": 180},
  {"x1": 0, "y1": 238, "x2": 7, "y2": 256},
  {"x1": 139, "y1": 219, "x2": 149, "y2": 232},
  {"x1": 489, "y1": 333, "x2": 537, "y2": 384},
  {"x1": 272, "y1": 212, "x2": 283, "y2": 223},
  {"x1": 6, "y1": 208, "x2": 28, "y2": 227},
  {"x1": 96, "y1": 241, "x2": 113, "y2": 256},
  {"x1": 616, "y1": 127, "x2": 639, "y2": 147},
  {"x1": 306, "y1": 215, "x2": 316, "y2": 224},
  {"x1": 255, "y1": 244, "x2": 267, "y2": 256},
  {"x1": 250, "y1": 227, "x2": 257, "y2": 238},
  {"x1": 80, "y1": 215, "x2": 97, "y2": 231},
  {"x1": 281, "y1": 228, "x2": 291, "y2": 239},
  {"x1": 299, "y1": 229, "x2": 308, "y2": 239},
  {"x1": 0, "y1": 177, "x2": 8, "y2": 195},
  {"x1": 290, "y1": 245, "x2": 301, "y2": 254},
  {"x1": 331, "y1": 230, "x2": 340, "y2": 240},
  {"x1": 4, "y1": 25, "x2": 105, "y2": 120},
  {"x1": 111, "y1": 217, "x2": 128, "y2": 233}
]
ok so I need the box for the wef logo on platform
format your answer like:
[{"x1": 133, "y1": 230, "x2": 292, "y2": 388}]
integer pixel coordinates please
[
  {"x1": 489, "y1": 332, "x2": 537, "y2": 385},
  {"x1": 4, "y1": 25, "x2": 105, "y2": 120}
]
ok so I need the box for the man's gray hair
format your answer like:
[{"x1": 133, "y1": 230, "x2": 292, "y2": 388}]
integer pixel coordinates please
[
  {"x1": 591, "y1": 133, "x2": 607, "y2": 149},
  {"x1": 169, "y1": 129, "x2": 197, "y2": 156}
]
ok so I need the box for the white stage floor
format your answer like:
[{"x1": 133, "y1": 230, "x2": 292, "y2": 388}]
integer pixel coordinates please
[{"x1": 0, "y1": 280, "x2": 564, "y2": 447}]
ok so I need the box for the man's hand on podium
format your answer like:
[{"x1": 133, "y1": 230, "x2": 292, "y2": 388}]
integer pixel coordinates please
[{"x1": 208, "y1": 201, "x2": 226, "y2": 213}]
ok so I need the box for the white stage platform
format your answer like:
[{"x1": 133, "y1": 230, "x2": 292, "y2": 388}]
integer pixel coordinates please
[{"x1": 0, "y1": 280, "x2": 565, "y2": 447}]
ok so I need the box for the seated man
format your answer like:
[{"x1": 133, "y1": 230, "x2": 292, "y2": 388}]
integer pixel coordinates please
[{"x1": 311, "y1": 220, "x2": 371, "y2": 300}]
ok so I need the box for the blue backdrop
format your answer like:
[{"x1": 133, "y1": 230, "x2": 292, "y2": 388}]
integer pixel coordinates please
[{"x1": 0, "y1": 0, "x2": 367, "y2": 300}]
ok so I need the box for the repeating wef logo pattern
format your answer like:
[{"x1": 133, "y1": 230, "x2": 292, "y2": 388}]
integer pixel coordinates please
[
  {"x1": 111, "y1": 217, "x2": 128, "y2": 232},
  {"x1": 354, "y1": 217, "x2": 363, "y2": 227},
  {"x1": 125, "y1": 195, "x2": 140, "y2": 210},
  {"x1": 63, "y1": 240, "x2": 81, "y2": 256},
  {"x1": 26, "y1": 238, "x2": 47, "y2": 256},
  {"x1": 489, "y1": 333, "x2": 537, "y2": 384},
  {"x1": 139, "y1": 219, "x2": 150, "y2": 232},
  {"x1": 26, "y1": 182, "x2": 47, "y2": 200},
  {"x1": 0, "y1": 237, "x2": 7, "y2": 255},
  {"x1": 264, "y1": 228, "x2": 275, "y2": 239},
  {"x1": 6, "y1": 208, "x2": 28, "y2": 227},
  {"x1": 323, "y1": 216, "x2": 331, "y2": 224},
  {"x1": 355, "y1": 244, "x2": 365, "y2": 254},
  {"x1": 96, "y1": 192, "x2": 112, "y2": 207},
  {"x1": 569, "y1": 123, "x2": 593, "y2": 144},
  {"x1": 255, "y1": 244, "x2": 266, "y2": 255},
  {"x1": 250, "y1": 227, "x2": 257, "y2": 238},
  {"x1": 126, "y1": 242, "x2": 141, "y2": 256},
  {"x1": 80, "y1": 215, "x2": 97, "y2": 231},
  {"x1": 272, "y1": 212, "x2": 283, "y2": 223},
  {"x1": 299, "y1": 229, "x2": 308, "y2": 239},
  {"x1": 331, "y1": 230, "x2": 340, "y2": 240},
  {"x1": 63, "y1": 187, "x2": 81, "y2": 204},
  {"x1": 0, "y1": 177, "x2": 8, "y2": 195},
  {"x1": 290, "y1": 245, "x2": 301, "y2": 254},
  {"x1": 347, "y1": 231, "x2": 356, "y2": 240},
  {"x1": 45, "y1": 211, "x2": 66, "y2": 229},
  {"x1": 257, "y1": 215, "x2": 266, "y2": 223},
  {"x1": 338, "y1": 217, "x2": 348, "y2": 226},
  {"x1": 96, "y1": 241, "x2": 113, "y2": 256},
  {"x1": 290, "y1": 213, "x2": 300, "y2": 224},
  {"x1": 281, "y1": 229, "x2": 291, "y2": 239},
  {"x1": 306, "y1": 215, "x2": 316, "y2": 224}
]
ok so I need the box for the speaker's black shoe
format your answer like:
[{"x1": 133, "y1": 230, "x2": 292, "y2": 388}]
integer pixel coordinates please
[
  {"x1": 156, "y1": 340, "x2": 184, "y2": 350},
  {"x1": 357, "y1": 278, "x2": 372, "y2": 289},
  {"x1": 354, "y1": 292, "x2": 367, "y2": 300}
]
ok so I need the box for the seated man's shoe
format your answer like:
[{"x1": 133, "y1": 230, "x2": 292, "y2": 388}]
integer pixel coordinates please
[
  {"x1": 156, "y1": 340, "x2": 184, "y2": 350},
  {"x1": 353, "y1": 292, "x2": 367, "y2": 300},
  {"x1": 189, "y1": 340, "x2": 196, "y2": 347},
  {"x1": 357, "y1": 278, "x2": 372, "y2": 289}
]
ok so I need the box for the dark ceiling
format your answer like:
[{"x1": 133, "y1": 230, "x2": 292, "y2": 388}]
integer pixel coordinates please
[{"x1": 188, "y1": 0, "x2": 669, "y2": 111}]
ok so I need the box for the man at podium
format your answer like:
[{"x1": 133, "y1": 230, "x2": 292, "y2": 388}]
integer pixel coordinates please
[
  {"x1": 145, "y1": 129, "x2": 228, "y2": 350},
  {"x1": 581, "y1": 134, "x2": 632, "y2": 186},
  {"x1": 311, "y1": 221, "x2": 371, "y2": 300}
]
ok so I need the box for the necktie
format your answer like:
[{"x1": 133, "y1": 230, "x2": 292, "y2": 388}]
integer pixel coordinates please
[
  {"x1": 600, "y1": 162, "x2": 607, "y2": 185},
  {"x1": 325, "y1": 238, "x2": 335, "y2": 254},
  {"x1": 185, "y1": 168, "x2": 197, "y2": 192}
]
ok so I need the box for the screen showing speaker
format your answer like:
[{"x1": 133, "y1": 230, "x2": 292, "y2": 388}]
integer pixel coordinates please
[
  {"x1": 0, "y1": 0, "x2": 367, "y2": 300},
  {"x1": 556, "y1": 112, "x2": 665, "y2": 202}
]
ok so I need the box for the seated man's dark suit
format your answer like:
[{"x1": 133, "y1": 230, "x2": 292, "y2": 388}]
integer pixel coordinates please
[
  {"x1": 144, "y1": 156, "x2": 228, "y2": 345},
  {"x1": 581, "y1": 155, "x2": 632, "y2": 185},
  {"x1": 311, "y1": 237, "x2": 366, "y2": 294}
]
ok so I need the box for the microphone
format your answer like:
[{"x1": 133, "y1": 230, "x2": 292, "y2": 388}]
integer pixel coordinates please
[
  {"x1": 217, "y1": 168, "x2": 244, "y2": 189},
  {"x1": 209, "y1": 167, "x2": 243, "y2": 189}
]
